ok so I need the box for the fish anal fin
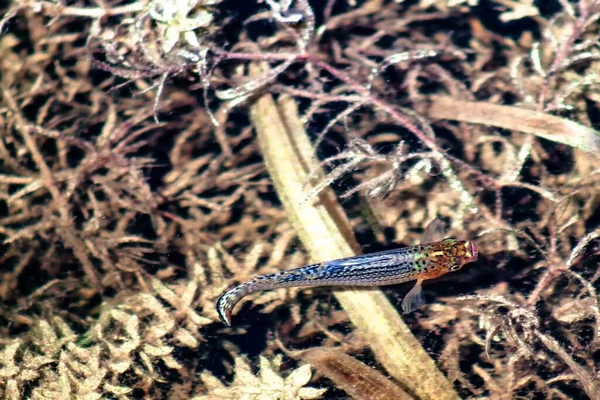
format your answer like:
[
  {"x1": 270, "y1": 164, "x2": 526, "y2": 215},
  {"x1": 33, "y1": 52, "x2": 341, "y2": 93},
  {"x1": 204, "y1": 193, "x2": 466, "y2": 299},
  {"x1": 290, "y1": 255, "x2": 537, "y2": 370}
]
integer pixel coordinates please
[{"x1": 401, "y1": 279, "x2": 425, "y2": 314}]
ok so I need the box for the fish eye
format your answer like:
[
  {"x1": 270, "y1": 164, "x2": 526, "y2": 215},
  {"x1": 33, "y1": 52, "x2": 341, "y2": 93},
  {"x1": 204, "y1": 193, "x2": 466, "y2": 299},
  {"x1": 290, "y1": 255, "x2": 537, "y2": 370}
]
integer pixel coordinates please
[{"x1": 449, "y1": 264, "x2": 461, "y2": 271}]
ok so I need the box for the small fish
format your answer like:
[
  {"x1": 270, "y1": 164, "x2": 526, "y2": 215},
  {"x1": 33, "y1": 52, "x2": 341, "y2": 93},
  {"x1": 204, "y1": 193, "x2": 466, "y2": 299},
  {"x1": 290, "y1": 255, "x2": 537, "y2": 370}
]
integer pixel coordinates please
[{"x1": 216, "y1": 219, "x2": 478, "y2": 326}]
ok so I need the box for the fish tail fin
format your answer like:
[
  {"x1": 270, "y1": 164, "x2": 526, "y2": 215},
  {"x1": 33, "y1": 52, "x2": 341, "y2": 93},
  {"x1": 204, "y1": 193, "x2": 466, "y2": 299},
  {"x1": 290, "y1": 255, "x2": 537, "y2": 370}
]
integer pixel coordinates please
[{"x1": 216, "y1": 272, "x2": 287, "y2": 326}]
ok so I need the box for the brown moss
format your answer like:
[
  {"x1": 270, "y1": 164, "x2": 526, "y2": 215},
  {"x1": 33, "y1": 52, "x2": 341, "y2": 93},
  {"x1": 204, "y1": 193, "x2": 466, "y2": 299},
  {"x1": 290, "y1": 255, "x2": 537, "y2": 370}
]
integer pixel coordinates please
[{"x1": 1, "y1": 0, "x2": 600, "y2": 398}]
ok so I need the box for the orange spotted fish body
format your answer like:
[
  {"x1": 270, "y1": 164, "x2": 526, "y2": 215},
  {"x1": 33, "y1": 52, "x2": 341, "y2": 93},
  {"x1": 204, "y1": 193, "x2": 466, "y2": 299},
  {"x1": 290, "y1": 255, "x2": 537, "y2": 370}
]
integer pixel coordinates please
[{"x1": 217, "y1": 219, "x2": 478, "y2": 326}]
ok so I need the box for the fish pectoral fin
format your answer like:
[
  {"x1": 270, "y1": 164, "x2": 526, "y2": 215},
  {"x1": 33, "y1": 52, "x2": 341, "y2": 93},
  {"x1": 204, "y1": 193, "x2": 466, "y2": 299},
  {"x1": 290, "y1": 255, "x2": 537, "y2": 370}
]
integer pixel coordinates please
[{"x1": 401, "y1": 280, "x2": 425, "y2": 314}]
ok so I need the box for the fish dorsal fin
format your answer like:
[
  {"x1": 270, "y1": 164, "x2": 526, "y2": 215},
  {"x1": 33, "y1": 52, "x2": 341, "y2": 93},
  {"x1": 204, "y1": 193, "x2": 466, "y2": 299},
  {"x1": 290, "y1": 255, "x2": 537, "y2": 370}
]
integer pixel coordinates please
[{"x1": 420, "y1": 218, "x2": 445, "y2": 244}]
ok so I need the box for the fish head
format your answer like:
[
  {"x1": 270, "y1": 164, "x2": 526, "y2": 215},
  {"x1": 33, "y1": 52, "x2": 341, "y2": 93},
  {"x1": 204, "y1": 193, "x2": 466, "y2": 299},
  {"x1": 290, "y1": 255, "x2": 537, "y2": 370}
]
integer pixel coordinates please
[
  {"x1": 448, "y1": 240, "x2": 478, "y2": 271},
  {"x1": 432, "y1": 239, "x2": 478, "y2": 272}
]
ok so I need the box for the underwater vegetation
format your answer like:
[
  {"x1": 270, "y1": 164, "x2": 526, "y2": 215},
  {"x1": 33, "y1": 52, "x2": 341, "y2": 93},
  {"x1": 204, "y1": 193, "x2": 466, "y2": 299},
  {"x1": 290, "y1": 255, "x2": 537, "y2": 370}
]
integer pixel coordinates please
[{"x1": 0, "y1": 0, "x2": 600, "y2": 398}]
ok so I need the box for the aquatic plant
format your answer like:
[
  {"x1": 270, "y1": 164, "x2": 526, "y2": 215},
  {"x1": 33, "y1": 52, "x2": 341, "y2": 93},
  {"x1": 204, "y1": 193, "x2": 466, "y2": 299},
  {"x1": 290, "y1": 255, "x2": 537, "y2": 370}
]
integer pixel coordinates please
[{"x1": 1, "y1": 0, "x2": 600, "y2": 398}]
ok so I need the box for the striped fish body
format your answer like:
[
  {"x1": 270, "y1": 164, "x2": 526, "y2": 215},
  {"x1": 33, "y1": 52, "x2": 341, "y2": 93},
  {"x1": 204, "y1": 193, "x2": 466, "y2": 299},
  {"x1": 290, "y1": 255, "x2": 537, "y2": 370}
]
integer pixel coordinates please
[{"x1": 216, "y1": 218, "x2": 479, "y2": 326}]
